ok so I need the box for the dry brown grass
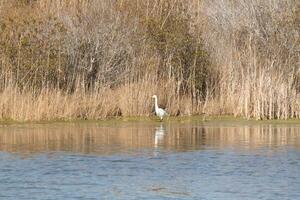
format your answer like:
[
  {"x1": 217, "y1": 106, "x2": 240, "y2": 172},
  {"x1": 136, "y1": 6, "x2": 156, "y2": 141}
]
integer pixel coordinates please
[{"x1": 0, "y1": 78, "x2": 202, "y2": 121}]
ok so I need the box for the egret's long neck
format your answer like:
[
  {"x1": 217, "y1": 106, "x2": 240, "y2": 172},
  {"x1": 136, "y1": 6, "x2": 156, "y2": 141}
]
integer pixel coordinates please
[{"x1": 154, "y1": 97, "x2": 159, "y2": 111}]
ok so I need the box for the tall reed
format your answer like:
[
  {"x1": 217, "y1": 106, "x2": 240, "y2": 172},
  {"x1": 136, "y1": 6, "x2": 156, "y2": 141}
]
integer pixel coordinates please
[{"x1": 201, "y1": 0, "x2": 300, "y2": 119}]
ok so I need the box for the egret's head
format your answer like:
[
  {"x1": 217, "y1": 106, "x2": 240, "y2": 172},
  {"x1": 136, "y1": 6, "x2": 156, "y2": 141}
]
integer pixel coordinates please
[{"x1": 152, "y1": 95, "x2": 157, "y2": 99}]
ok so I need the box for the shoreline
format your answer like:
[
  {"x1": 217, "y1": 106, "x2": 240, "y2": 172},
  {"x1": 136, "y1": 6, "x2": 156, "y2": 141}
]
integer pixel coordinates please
[{"x1": 1, "y1": 115, "x2": 300, "y2": 126}]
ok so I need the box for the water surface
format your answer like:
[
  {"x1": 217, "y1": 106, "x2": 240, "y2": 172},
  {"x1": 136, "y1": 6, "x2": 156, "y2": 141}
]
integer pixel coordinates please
[{"x1": 0, "y1": 120, "x2": 300, "y2": 199}]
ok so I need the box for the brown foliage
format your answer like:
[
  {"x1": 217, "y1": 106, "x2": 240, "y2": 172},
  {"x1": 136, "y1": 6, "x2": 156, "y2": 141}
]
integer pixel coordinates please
[{"x1": 0, "y1": 0, "x2": 299, "y2": 121}]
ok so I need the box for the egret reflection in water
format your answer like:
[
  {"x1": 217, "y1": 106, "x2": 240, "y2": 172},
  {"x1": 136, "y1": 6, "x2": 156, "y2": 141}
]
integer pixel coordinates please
[{"x1": 154, "y1": 124, "x2": 165, "y2": 148}]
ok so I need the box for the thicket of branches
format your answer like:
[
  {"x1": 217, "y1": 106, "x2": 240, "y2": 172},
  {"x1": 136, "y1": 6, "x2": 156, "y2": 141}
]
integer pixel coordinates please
[
  {"x1": 0, "y1": 0, "x2": 299, "y2": 120},
  {"x1": 202, "y1": 0, "x2": 300, "y2": 119}
]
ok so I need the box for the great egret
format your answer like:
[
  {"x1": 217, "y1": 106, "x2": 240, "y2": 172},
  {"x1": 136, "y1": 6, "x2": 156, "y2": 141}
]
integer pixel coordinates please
[{"x1": 152, "y1": 95, "x2": 168, "y2": 121}]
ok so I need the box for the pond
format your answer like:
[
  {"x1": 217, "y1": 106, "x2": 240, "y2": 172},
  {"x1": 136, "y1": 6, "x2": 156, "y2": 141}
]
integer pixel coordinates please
[{"x1": 0, "y1": 120, "x2": 300, "y2": 200}]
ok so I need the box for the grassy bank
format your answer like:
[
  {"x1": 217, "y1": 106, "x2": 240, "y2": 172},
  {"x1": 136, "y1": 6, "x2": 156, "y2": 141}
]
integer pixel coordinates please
[
  {"x1": 2, "y1": 114, "x2": 300, "y2": 126},
  {"x1": 0, "y1": 0, "x2": 299, "y2": 121}
]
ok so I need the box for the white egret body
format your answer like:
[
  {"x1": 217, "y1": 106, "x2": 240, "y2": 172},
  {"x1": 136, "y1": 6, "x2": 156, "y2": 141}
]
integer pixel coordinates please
[{"x1": 152, "y1": 95, "x2": 168, "y2": 120}]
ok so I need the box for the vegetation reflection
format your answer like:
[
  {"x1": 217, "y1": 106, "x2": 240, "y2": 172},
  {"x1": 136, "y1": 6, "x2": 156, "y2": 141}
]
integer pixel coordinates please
[{"x1": 0, "y1": 123, "x2": 299, "y2": 155}]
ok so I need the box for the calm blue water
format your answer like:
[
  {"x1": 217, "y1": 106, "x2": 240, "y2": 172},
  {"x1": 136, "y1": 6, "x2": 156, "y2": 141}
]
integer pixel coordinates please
[{"x1": 0, "y1": 121, "x2": 300, "y2": 200}]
